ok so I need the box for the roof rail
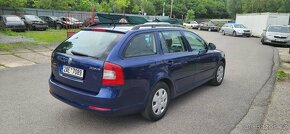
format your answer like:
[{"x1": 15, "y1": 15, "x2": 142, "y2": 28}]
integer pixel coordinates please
[
  {"x1": 88, "y1": 23, "x2": 139, "y2": 27},
  {"x1": 131, "y1": 24, "x2": 185, "y2": 30}
]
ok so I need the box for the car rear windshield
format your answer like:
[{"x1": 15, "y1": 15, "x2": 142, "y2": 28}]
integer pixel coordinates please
[
  {"x1": 268, "y1": 26, "x2": 290, "y2": 33},
  {"x1": 55, "y1": 31, "x2": 124, "y2": 60}
]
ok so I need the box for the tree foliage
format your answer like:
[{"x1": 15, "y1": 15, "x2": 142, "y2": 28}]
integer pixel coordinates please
[
  {"x1": 0, "y1": 0, "x2": 289, "y2": 19},
  {"x1": 186, "y1": 9, "x2": 195, "y2": 22}
]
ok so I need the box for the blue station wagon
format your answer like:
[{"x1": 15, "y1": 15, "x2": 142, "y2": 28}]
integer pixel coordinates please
[{"x1": 49, "y1": 23, "x2": 226, "y2": 121}]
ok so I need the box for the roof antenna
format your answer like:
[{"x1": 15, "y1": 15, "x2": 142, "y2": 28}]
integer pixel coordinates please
[{"x1": 110, "y1": 13, "x2": 116, "y2": 29}]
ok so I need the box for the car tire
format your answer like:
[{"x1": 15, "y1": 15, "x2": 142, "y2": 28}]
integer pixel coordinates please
[
  {"x1": 56, "y1": 24, "x2": 62, "y2": 30},
  {"x1": 233, "y1": 31, "x2": 237, "y2": 37},
  {"x1": 208, "y1": 28, "x2": 212, "y2": 32},
  {"x1": 261, "y1": 38, "x2": 266, "y2": 45},
  {"x1": 222, "y1": 31, "x2": 226, "y2": 35},
  {"x1": 210, "y1": 61, "x2": 225, "y2": 86},
  {"x1": 142, "y1": 82, "x2": 170, "y2": 121}
]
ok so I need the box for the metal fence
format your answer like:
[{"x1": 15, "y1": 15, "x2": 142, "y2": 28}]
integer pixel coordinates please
[
  {"x1": 0, "y1": 7, "x2": 169, "y2": 21},
  {"x1": 0, "y1": 7, "x2": 91, "y2": 21}
]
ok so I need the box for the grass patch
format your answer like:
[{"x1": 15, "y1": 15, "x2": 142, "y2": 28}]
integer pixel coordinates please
[
  {"x1": 1, "y1": 29, "x2": 67, "y2": 43},
  {"x1": 0, "y1": 29, "x2": 18, "y2": 36},
  {"x1": 276, "y1": 69, "x2": 290, "y2": 81},
  {"x1": 0, "y1": 43, "x2": 38, "y2": 51},
  {"x1": 283, "y1": 60, "x2": 290, "y2": 64}
]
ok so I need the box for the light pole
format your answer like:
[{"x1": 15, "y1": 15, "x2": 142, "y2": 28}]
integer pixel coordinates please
[
  {"x1": 162, "y1": 2, "x2": 165, "y2": 16},
  {"x1": 170, "y1": 0, "x2": 173, "y2": 18}
]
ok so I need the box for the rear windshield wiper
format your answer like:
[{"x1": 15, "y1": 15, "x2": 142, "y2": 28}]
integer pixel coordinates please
[{"x1": 71, "y1": 50, "x2": 97, "y2": 59}]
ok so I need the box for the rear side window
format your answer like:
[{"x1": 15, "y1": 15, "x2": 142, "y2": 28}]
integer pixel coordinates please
[
  {"x1": 125, "y1": 33, "x2": 157, "y2": 57},
  {"x1": 159, "y1": 31, "x2": 187, "y2": 53},
  {"x1": 55, "y1": 31, "x2": 124, "y2": 60}
]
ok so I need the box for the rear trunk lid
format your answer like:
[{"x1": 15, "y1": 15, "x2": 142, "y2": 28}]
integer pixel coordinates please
[{"x1": 51, "y1": 30, "x2": 124, "y2": 93}]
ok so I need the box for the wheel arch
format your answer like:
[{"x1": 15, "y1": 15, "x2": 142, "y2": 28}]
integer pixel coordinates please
[{"x1": 157, "y1": 78, "x2": 175, "y2": 99}]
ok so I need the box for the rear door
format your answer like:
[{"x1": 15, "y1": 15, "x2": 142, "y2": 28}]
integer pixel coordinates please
[{"x1": 51, "y1": 30, "x2": 124, "y2": 94}]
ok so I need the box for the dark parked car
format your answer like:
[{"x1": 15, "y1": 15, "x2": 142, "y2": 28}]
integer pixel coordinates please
[
  {"x1": 84, "y1": 17, "x2": 99, "y2": 27},
  {"x1": 49, "y1": 23, "x2": 226, "y2": 121},
  {"x1": 58, "y1": 17, "x2": 83, "y2": 28},
  {"x1": 21, "y1": 15, "x2": 48, "y2": 31},
  {"x1": 198, "y1": 22, "x2": 219, "y2": 32},
  {"x1": 0, "y1": 15, "x2": 26, "y2": 31},
  {"x1": 39, "y1": 16, "x2": 63, "y2": 29}
]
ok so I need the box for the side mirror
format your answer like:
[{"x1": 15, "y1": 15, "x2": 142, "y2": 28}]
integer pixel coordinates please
[{"x1": 208, "y1": 43, "x2": 216, "y2": 50}]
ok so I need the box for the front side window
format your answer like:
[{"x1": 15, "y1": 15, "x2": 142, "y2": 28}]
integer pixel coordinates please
[
  {"x1": 159, "y1": 31, "x2": 187, "y2": 53},
  {"x1": 125, "y1": 33, "x2": 157, "y2": 57},
  {"x1": 183, "y1": 31, "x2": 206, "y2": 51}
]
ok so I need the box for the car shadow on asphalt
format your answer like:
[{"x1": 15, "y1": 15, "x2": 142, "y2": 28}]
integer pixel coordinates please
[{"x1": 57, "y1": 82, "x2": 216, "y2": 128}]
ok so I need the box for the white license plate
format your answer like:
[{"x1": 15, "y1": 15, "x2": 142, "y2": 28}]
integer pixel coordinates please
[
  {"x1": 62, "y1": 65, "x2": 84, "y2": 78},
  {"x1": 276, "y1": 39, "x2": 285, "y2": 42}
]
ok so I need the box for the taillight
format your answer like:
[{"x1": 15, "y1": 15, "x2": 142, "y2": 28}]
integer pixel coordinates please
[{"x1": 102, "y1": 62, "x2": 124, "y2": 86}]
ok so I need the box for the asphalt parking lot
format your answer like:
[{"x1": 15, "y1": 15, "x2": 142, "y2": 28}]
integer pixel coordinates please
[{"x1": 0, "y1": 30, "x2": 276, "y2": 134}]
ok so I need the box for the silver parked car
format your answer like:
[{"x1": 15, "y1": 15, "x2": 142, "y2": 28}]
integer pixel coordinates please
[
  {"x1": 220, "y1": 23, "x2": 252, "y2": 37},
  {"x1": 261, "y1": 25, "x2": 290, "y2": 46}
]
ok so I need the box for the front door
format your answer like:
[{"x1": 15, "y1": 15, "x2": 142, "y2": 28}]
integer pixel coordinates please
[{"x1": 183, "y1": 31, "x2": 217, "y2": 83}]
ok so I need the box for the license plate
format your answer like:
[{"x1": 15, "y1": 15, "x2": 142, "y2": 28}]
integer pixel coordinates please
[
  {"x1": 62, "y1": 65, "x2": 84, "y2": 78},
  {"x1": 276, "y1": 39, "x2": 285, "y2": 42}
]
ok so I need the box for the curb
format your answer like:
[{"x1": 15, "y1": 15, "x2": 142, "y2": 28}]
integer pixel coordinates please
[{"x1": 230, "y1": 48, "x2": 280, "y2": 134}]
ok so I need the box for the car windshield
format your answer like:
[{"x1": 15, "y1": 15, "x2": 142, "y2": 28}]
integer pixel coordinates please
[
  {"x1": 55, "y1": 31, "x2": 124, "y2": 60},
  {"x1": 25, "y1": 15, "x2": 42, "y2": 21},
  {"x1": 234, "y1": 24, "x2": 246, "y2": 28},
  {"x1": 5, "y1": 16, "x2": 21, "y2": 22},
  {"x1": 268, "y1": 26, "x2": 290, "y2": 33}
]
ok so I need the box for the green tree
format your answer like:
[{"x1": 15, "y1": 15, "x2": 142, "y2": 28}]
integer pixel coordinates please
[
  {"x1": 140, "y1": 0, "x2": 155, "y2": 15},
  {"x1": 132, "y1": 4, "x2": 140, "y2": 14},
  {"x1": 0, "y1": 0, "x2": 27, "y2": 8},
  {"x1": 185, "y1": 9, "x2": 195, "y2": 22},
  {"x1": 115, "y1": 0, "x2": 130, "y2": 13}
]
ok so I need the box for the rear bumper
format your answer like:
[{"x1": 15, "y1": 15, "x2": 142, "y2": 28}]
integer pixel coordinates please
[
  {"x1": 33, "y1": 24, "x2": 48, "y2": 29},
  {"x1": 49, "y1": 78, "x2": 145, "y2": 116},
  {"x1": 236, "y1": 32, "x2": 252, "y2": 36},
  {"x1": 6, "y1": 26, "x2": 27, "y2": 31}
]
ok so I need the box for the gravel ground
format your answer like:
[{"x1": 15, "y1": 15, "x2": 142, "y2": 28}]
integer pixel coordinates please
[
  {"x1": 0, "y1": 33, "x2": 34, "y2": 44},
  {"x1": 259, "y1": 81, "x2": 290, "y2": 133}
]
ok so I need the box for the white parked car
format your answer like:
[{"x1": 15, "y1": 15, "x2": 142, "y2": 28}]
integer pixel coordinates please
[
  {"x1": 220, "y1": 23, "x2": 252, "y2": 37},
  {"x1": 183, "y1": 21, "x2": 199, "y2": 29}
]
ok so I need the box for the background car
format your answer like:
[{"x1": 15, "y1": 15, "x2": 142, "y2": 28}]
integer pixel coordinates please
[
  {"x1": 0, "y1": 15, "x2": 26, "y2": 32},
  {"x1": 39, "y1": 16, "x2": 63, "y2": 29},
  {"x1": 183, "y1": 21, "x2": 199, "y2": 29},
  {"x1": 21, "y1": 15, "x2": 48, "y2": 31},
  {"x1": 198, "y1": 22, "x2": 219, "y2": 32},
  {"x1": 83, "y1": 17, "x2": 99, "y2": 27},
  {"x1": 220, "y1": 23, "x2": 252, "y2": 37},
  {"x1": 58, "y1": 17, "x2": 83, "y2": 28},
  {"x1": 261, "y1": 25, "x2": 290, "y2": 46}
]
